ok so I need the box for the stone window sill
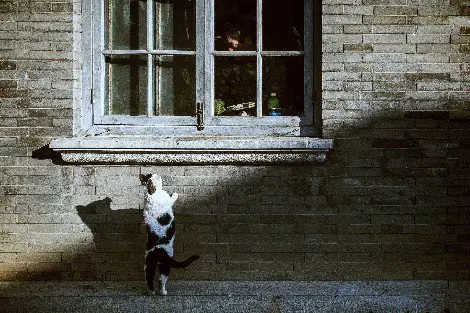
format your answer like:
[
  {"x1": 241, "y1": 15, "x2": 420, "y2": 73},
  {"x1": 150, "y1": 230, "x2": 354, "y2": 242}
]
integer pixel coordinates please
[{"x1": 49, "y1": 136, "x2": 333, "y2": 164}]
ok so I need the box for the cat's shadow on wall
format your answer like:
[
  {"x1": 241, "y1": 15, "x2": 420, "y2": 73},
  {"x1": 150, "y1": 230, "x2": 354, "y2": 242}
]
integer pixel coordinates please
[{"x1": 76, "y1": 197, "x2": 147, "y2": 280}]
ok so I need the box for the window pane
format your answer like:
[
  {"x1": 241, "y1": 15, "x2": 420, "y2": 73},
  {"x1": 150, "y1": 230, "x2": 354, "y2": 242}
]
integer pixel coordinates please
[
  {"x1": 107, "y1": 0, "x2": 147, "y2": 50},
  {"x1": 263, "y1": 56, "x2": 304, "y2": 116},
  {"x1": 154, "y1": 55, "x2": 195, "y2": 116},
  {"x1": 215, "y1": 57, "x2": 256, "y2": 116},
  {"x1": 105, "y1": 55, "x2": 148, "y2": 116},
  {"x1": 154, "y1": 0, "x2": 195, "y2": 51},
  {"x1": 263, "y1": 0, "x2": 304, "y2": 51},
  {"x1": 214, "y1": 0, "x2": 256, "y2": 51}
]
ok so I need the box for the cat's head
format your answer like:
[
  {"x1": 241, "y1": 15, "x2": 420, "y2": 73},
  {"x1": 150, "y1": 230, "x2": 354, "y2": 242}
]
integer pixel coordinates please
[
  {"x1": 139, "y1": 173, "x2": 161, "y2": 195},
  {"x1": 139, "y1": 173, "x2": 178, "y2": 206}
]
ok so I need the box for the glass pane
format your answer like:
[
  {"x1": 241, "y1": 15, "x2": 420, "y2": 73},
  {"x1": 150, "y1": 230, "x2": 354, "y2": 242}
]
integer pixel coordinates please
[
  {"x1": 214, "y1": 0, "x2": 256, "y2": 51},
  {"x1": 263, "y1": 57, "x2": 304, "y2": 116},
  {"x1": 107, "y1": 0, "x2": 147, "y2": 50},
  {"x1": 154, "y1": 0, "x2": 195, "y2": 51},
  {"x1": 215, "y1": 57, "x2": 256, "y2": 116},
  {"x1": 105, "y1": 55, "x2": 148, "y2": 116},
  {"x1": 263, "y1": 0, "x2": 304, "y2": 51},
  {"x1": 154, "y1": 55, "x2": 195, "y2": 116}
]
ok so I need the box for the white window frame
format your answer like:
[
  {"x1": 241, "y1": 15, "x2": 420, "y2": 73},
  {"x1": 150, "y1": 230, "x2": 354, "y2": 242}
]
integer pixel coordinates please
[
  {"x1": 83, "y1": 0, "x2": 317, "y2": 136},
  {"x1": 50, "y1": 0, "x2": 332, "y2": 164}
]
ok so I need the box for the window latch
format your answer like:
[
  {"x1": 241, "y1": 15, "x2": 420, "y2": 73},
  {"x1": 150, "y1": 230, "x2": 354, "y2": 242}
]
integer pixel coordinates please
[{"x1": 194, "y1": 102, "x2": 204, "y2": 131}]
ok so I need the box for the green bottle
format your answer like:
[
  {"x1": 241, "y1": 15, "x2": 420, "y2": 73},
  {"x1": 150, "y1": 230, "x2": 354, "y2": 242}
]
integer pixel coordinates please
[
  {"x1": 268, "y1": 93, "x2": 281, "y2": 116},
  {"x1": 214, "y1": 99, "x2": 226, "y2": 115}
]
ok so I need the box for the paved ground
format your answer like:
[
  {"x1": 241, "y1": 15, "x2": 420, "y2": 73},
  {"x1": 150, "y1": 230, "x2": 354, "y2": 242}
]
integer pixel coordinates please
[{"x1": 1, "y1": 281, "x2": 469, "y2": 312}]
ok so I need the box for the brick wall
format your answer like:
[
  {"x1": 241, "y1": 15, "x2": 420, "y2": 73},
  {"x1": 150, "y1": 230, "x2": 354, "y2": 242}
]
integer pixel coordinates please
[
  {"x1": 323, "y1": 0, "x2": 470, "y2": 136},
  {"x1": 0, "y1": 0, "x2": 469, "y2": 281}
]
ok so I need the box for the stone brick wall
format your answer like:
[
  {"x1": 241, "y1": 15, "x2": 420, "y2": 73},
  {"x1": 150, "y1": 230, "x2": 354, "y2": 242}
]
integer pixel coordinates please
[
  {"x1": 0, "y1": 0, "x2": 469, "y2": 281},
  {"x1": 322, "y1": 0, "x2": 470, "y2": 136}
]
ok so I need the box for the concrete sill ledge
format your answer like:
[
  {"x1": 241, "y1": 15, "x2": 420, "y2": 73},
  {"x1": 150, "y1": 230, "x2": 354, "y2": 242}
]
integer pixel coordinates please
[{"x1": 49, "y1": 136, "x2": 334, "y2": 164}]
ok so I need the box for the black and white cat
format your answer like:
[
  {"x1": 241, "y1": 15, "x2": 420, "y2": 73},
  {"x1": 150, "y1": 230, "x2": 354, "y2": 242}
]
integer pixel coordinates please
[{"x1": 140, "y1": 173, "x2": 199, "y2": 295}]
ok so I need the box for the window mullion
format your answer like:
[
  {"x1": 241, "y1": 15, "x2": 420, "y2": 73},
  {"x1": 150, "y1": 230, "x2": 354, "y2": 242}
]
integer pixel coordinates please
[
  {"x1": 212, "y1": 51, "x2": 258, "y2": 57},
  {"x1": 196, "y1": 0, "x2": 205, "y2": 114},
  {"x1": 99, "y1": 0, "x2": 106, "y2": 118},
  {"x1": 260, "y1": 51, "x2": 305, "y2": 57},
  {"x1": 304, "y1": 0, "x2": 313, "y2": 125},
  {"x1": 102, "y1": 50, "x2": 148, "y2": 55},
  {"x1": 147, "y1": 0, "x2": 154, "y2": 116},
  {"x1": 205, "y1": 0, "x2": 215, "y2": 117},
  {"x1": 256, "y1": 0, "x2": 263, "y2": 118}
]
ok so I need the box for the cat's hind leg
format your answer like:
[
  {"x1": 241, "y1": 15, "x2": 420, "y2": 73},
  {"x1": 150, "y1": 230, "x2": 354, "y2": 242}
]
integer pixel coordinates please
[
  {"x1": 157, "y1": 262, "x2": 171, "y2": 295},
  {"x1": 159, "y1": 274, "x2": 168, "y2": 295},
  {"x1": 145, "y1": 250, "x2": 157, "y2": 295}
]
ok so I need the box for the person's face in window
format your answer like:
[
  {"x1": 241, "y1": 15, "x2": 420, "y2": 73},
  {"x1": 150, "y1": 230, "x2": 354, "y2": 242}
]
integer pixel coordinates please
[{"x1": 226, "y1": 34, "x2": 239, "y2": 51}]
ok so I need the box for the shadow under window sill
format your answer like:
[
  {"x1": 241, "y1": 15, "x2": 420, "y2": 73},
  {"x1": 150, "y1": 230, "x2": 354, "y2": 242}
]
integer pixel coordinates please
[{"x1": 48, "y1": 136, "x2": 334, "y2": 165}]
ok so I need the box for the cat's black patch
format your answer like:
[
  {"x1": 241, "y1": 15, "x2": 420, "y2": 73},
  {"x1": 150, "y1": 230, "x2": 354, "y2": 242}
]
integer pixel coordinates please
[
  {"x1": 145, "y1": 219, "x2": 175, "y2": 248},
  {"x1": 157, "y1": 221, "x2": 176, "y2": 245},
  {"x1": 139, "y1": 173, "x2": 152, "y2": 185},
  {"x1": 146, "y1": 228, "x2": 160, "y2": 250},
  {"x1": 147, "y1": 180, "x2": 156, "y2": 195},
  {"x1": 139, "y1": 174, "x2": 156, "y2": 194},
  {"x1": 165, "y1": 220, "x2": 176, "y2": 242},
  {"x1": 157, "y1": 213, "x2": 172, "y2": 226}
]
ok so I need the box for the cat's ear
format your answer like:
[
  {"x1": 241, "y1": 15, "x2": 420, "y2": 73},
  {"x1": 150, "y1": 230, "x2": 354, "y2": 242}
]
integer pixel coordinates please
[
  {"x1": 170, "y1": 192, "x2": 178, "y2": 205},
  {"x1": 139, "y1": 174, "x2": 152, "y2": 185}
]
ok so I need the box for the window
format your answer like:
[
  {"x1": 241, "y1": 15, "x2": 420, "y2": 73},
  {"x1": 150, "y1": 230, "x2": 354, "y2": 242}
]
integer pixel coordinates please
[
  {"x1": 50, "y1": 0, "x2": 332, "y2": 164},
  {"x1": 84, "y1": 0, "x2": 319, "y2": 135}
]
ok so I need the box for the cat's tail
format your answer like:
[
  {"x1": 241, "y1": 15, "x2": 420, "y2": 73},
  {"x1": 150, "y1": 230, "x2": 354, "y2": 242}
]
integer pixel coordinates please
[
  {"x1": 153, "y1": 248, "x2": 199, "y2": 268},
  {"x1": 170, "y1": 255, "x2": 200, "y2": 268}
]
